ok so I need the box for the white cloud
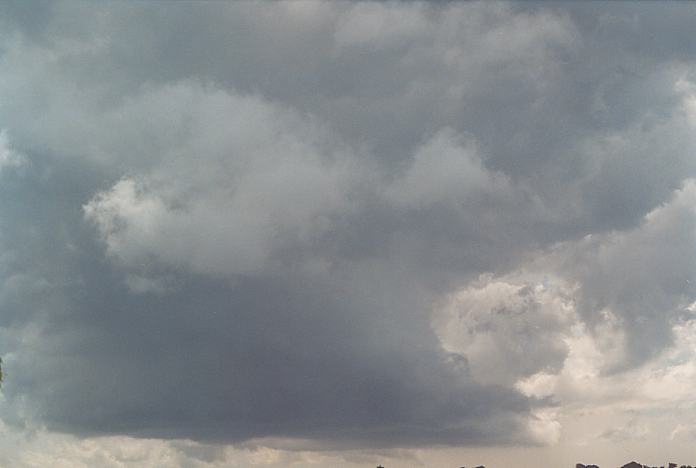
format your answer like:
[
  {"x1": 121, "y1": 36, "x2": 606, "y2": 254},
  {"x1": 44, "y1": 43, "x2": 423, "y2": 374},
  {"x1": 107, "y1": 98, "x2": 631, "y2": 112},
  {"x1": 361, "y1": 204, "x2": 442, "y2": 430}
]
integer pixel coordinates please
[
  {"x1": 385, "y1": 128, "x2": 511, "y2": 210},
  {"x1": 0, "y1": 130, "x2": 25, "y2": 172},
  {"x1": 83, "y1": 179, "x2": 169, "y2": 267},
  {"x1": 432, "y1": 179, "x2": 696, "y2": 447},
  {"x1": 528, "y1": 408, "x2": 562, "y2": 446},
  {"x1": 675, "y1": 75, "x2": 696, "y2": 127},
  {"x1": 83, "y1": 83, "x2": 363, "y2": 277},
  {"x1": 83, "y1": 85, "x2": 520, "y2": 280},
  {"x1": 0, "y1": 426, "x2": 408, "y2": 468},
  {"x1": 334, "y1": 2, "x2": 428, "y2": 49},
  {"x1": 433, "y1": 273, "x2": 576, "y2": 387}
]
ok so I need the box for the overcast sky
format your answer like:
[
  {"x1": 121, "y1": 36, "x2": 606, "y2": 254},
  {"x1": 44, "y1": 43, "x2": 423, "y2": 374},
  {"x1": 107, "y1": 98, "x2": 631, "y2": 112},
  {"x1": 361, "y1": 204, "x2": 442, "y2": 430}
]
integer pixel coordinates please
[{"x1": 1, "y1": 1, "x2": 696, "y2": 467}]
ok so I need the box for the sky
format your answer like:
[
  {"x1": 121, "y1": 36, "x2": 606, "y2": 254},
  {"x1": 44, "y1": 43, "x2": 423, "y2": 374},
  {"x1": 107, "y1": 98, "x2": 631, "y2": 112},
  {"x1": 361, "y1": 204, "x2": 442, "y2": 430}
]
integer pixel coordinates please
[{"x1": 0, "y1": 1, "x2": 696, "y2": 467}]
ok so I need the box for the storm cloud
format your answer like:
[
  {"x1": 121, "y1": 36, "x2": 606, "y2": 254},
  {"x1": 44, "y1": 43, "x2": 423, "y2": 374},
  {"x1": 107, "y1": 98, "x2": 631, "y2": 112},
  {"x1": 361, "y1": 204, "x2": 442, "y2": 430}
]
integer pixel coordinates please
[{"x1": 1, "y1": 1, "x2": 696, "y2": 460}]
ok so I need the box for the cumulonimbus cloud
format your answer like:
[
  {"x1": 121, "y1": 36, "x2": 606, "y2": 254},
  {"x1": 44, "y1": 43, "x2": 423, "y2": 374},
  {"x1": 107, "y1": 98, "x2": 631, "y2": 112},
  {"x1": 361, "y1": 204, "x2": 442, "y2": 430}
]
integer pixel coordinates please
[{"x1": 1, "y1": 2, "x2": 696, "y2": 458}]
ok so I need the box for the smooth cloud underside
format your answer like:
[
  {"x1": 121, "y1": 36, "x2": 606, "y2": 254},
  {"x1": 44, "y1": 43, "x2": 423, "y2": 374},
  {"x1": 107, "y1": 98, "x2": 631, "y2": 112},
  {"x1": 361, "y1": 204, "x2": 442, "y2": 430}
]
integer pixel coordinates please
[{"x1": 0, "y1": 0, "x2": 696, "y2": 456}]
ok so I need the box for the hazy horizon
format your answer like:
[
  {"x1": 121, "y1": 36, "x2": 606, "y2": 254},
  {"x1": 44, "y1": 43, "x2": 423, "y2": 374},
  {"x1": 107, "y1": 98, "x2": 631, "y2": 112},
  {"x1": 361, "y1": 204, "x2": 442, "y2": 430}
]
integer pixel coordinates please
[{"x1": 1, "y1": 2, "x2": 696, "y2": 467}]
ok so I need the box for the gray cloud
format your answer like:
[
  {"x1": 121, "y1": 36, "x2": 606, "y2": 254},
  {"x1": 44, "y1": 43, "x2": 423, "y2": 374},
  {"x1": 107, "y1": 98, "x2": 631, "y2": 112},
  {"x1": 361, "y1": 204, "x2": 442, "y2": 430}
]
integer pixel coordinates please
[
  {"x1": 552, "y1": 181, "x2": 696, "y2": 371},
  {"x1": 0, "y1": 0, "x2": 695, "y2": 452}
]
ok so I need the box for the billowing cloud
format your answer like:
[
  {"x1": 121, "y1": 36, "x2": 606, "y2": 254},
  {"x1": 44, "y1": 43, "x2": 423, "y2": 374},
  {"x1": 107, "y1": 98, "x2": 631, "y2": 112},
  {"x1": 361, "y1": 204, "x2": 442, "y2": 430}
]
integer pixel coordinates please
[
  {"x1": 434, "y1": 274, "x2": 576, "y2": 387},
  {"x1": 1, "y1": 2, "x2": 696, "y2": 466},
  {"x1": 0, "y1": 131, "x2": 23, "y2": 172}
]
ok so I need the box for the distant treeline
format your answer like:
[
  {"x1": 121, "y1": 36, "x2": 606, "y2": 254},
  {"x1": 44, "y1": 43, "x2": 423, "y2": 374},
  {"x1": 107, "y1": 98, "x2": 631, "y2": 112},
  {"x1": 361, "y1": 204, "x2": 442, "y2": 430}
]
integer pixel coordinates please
[
  {"x1": 579, "y1": 463, "x2": 694, "y2": 468},
  {"x1": 375, "y1": 462, "x2": 695, "y2": 468}
]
